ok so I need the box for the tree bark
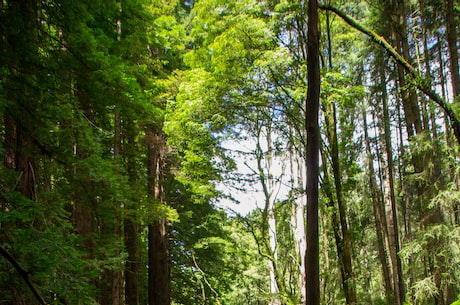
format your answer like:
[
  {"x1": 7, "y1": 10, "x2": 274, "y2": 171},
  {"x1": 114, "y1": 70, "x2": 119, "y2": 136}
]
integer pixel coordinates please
[
  {"x1": 254, "y1": 117, "x2": 291, "y2": 304},
  {"x1": 110, "y1": 109, "x2": 122, "y2": 305},
  {"x1": 124, "y1": 217, "x2": 139, "y2": 305},
  {"x1": 390, "y1": 0, "x2": 423, "y2": 139},
  {"x1": 305, "y1": 0, "x2": 320, "y2": 304},
  {"x1": 446, "y1": 0, "x2": 460, "y2": 98},
  {"x1": 379, "y1": 62, "x2": 405, "y2": 305},
  {"x1": 288, "y1": 131, "x2": 306, "y2": 303},
  {"x1": 147, "y1": 128, "x2": 170, "y2": 305},
  {"x1": 125, "y1": 120, "x2": 140, "y2": 305},
  {"x1": 148, "y1": 219, "x2": 170, "y2": 305},
  {"x1": 3, "y1": 0, "x2": 39, "y2": 202}
]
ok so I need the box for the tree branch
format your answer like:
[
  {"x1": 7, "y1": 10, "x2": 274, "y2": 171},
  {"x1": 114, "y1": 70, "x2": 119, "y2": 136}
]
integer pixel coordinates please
[
  {"x1": 0, "y1": 244, "x2": 47, "y2": 305},
  {"x1": 319, "y1": 4, "x2": 460, "y2": 144}
]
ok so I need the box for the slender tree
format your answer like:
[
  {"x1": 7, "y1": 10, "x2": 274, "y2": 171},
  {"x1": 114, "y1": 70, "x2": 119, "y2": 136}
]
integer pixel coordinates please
[
  {"x1": 363, "y1": 108, "x2": 394, "y2": 304},
  {"x1": 305, "y1": 0, "x2": 320, "y2": 304},
  {"x1": 446, "y1": 0, "x2": 459, "y2": 98}
]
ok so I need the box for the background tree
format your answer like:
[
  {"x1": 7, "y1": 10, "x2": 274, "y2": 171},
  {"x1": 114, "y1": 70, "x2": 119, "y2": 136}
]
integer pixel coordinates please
[{"x1": 1, "y1": 0, "x2": 459, "y2": 304}]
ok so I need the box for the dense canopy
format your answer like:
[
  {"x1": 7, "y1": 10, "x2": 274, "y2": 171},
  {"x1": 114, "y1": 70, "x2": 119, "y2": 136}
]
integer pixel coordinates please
[{"x1": 0, "y1": 0, "x2": 459, "y2": 304}]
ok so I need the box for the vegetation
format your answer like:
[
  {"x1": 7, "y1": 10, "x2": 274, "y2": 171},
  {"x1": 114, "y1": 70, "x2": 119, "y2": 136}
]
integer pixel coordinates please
[{"x1": 0, "y1": 0, "x2": 459, "y2": 304}]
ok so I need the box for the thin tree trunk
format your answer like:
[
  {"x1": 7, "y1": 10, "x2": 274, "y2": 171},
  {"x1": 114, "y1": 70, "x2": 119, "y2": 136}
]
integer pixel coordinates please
[
  {"x1": 325, "y1": 101, "x2": 357, "y2": 305},
  {"x1": 434, "y1": 31, "x2": 454, "y2": 148},
  {"x1": 446, "y1": 0, "x2": 460, "y2": 98},
  {"x1": 111, "y1": 6, "x2": 123, "y2": 303},
  {"x1": 255, "y1": 119, "x2": 289, "y2": 304},
  {"x1": 305, "y1": 0, "x2": 320, "y2": 304},
  {"x1": 265, "y1": 124, "x2": 279, "y2": 305},
  {"x1": 363, "y1": 109, "x2": 394, "y2": 304},
  {"x1": 379, "y1": 62, "x2": 405, "y2": 305},
  {"x1": 319, "y1": 145, "x2": 346, "y2": 304},
  {"x1": 288, "y1": 131, "x2": 306, "y2": 303},
  {"x1": 324, "y1": 13, "x2": 356, "y2": 303},
  {"x1": 125, "y1": 119, "x2": 139, "y2": 305},
  {"x1": 110, "y1": 109, "x2": 122, "y2": 305},
  {"x1": 391, "y1": 0, "x2": 423, "y2": 139}
]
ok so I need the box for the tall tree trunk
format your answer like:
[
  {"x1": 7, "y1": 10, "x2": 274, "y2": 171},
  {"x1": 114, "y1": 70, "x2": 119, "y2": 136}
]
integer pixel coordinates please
[
  {"x1": 446, "y1": 0, "x2": 460, "y2": 98},
  {"x1": 288, "y1": 131, "x2": 306, "y2": 303},
  {"x1": 363, "y1": 109, "x2": 394, "y2": 304},
  {"x1": 323, "y1": 13, "x2": 356, "y2": 303},
  {"x1": 379, "y1": 62, "x2": 405, "y2": 305},
  {"x1": 305, "y1": 0, "x2": 320, "y2": 304},
  {"x1": 2, "y1": 2, "x2": 42, "y2": 303},
  {"x1": 124, "y1": 216, "x2": 139, "y2": 305},
  {"x1": 3, "y1": 0, "x2": 39, "y2": 202},
  {"x1": 255, "y1": 118, "x2": 289, "y2": 304},
  {"x1": 110, "y1": 109, "x2": 123, "y2": 305},
  {"x1": 111, "y1": 5, "x2": 123, "y2": 303},
  {"x1": 325, "y1": 102, "x2": 357, "y2": 305},
  {"x1": 264, "y1": 127, "x2": 281, "y2": 305},
  {"x1": 390, "y1": 0, "x2": 423, "y2": 139},
  {"x1": 147, "y1": 128, "x2": 170, "y2": 305},
  {"x1": 319, "y1": 147, "x2": 347, "y2": 304},
  {"x1": 125, "y1": 119, "x2": 140, "y2": 305},
  {"x1": 124, "y1": 133, "x2": 139, "y2": 305}
]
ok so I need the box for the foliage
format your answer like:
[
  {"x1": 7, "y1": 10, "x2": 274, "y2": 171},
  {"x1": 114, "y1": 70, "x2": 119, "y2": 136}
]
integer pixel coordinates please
[{"x1": 1, "y1": 0, "x2": 460, "y2": 304}]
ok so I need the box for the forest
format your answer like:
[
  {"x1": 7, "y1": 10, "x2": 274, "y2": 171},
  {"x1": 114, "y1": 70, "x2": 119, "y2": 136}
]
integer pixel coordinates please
[{"x1": 0, "y1": 0, "x2": 459, "y2": 304}]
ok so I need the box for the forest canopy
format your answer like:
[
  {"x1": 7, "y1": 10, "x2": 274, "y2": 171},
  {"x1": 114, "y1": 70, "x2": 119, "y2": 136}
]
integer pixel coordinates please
[{"x1": 0, "y1": 0, "x2": 459, "y2": 305}]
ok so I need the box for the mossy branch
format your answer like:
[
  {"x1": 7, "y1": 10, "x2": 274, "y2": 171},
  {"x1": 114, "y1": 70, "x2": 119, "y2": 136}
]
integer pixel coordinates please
[
  {"x1": 319, "y1": 4, "x2": 460, "y2": 144},
  {"x1": 0, "y1": 244, "x2": 47, "y2": 305}
]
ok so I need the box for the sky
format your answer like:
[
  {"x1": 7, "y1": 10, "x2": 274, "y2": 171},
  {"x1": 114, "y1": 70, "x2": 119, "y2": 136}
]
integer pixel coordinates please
[{"x1": 215, "y1": 136, "x2": 293, "y2": 216}]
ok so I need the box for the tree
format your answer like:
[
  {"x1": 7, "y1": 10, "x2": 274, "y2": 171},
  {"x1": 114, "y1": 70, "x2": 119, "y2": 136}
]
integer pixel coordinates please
[
  {"x1": 1, "y1": 0, "x2": 460, "y2": 304},
  {"x1": 320, "y1": 3, "x2": 460, "y2": 144},
  {"x1": 305, "y1": 0, "x2": 320, "y2": 304}
]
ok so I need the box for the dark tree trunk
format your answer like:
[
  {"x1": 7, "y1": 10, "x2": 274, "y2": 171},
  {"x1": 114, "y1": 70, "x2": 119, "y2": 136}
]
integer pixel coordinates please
[
  {"x1": 446, "y1": 0, "x2": 460, "y2": 98},
  {"x1": 305, "y1": 0, "x2": 320, "y2": 304},
  {"x1": 110, "y1": 110, "x2": 122, "y2": 305},
  {"x1": 148, "y1": 219, "x2": 170, "y2": 305},
  {"x1": 146, "y1": 128, "x2": 170, "y2": 305},
  {"x1": 3, "y1": 0, "x2": 39, "y2": 202},
  {"x1": 125, "y1": 120, "x2": 140, "y2": 305},
  {"x1": 2, "y1": 2, "x2": 40, "y2": 302}
]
